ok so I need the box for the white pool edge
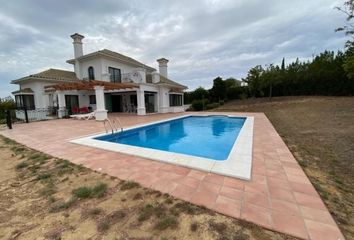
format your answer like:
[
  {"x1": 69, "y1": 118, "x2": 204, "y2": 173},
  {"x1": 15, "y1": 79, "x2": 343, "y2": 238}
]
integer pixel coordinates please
[{"x1": 69, "y1": 114, "x2": 254, "y2": 180}]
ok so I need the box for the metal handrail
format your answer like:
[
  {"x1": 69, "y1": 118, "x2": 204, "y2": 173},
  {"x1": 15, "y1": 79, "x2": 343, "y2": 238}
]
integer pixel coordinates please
[
  {"x1": 113, "y1": 117, "x2": 123, "y2": 132},
  {"x1": 103, "y1": 118, "x2": 115, "y2": 134}
]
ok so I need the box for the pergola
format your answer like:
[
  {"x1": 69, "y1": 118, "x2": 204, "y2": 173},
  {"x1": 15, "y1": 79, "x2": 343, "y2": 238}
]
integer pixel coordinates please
[
  {"x1": 44, "y1": 80, "x2": 138, "y2": 91},
  {"x1": 44, "y1": 80, "x2": 140, "y2": 121}
]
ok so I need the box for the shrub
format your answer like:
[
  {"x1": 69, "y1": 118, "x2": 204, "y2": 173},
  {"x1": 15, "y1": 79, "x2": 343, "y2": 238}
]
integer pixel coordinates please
[
  {"x1": 15, "y1": 162, "x2": 28, "y2": 170},
  {"x1": 72, "y1": 182, "x2": 108, "y2": 199},
  {"x1": 205, "y1": 102, "x2": 220, "y2": 110},
  {"x1": 91, "y1": 182, "x2": 108, "y2": 198},
  {"x1": 154, "y1": 216, "x2": 178, "y2": 230},
  {"x1": 120, "y1": 181, "x2": 140, "y2": 190},
  {"x1": 72, "y1": 187, "x2": 92, "y2": 199},
  {"x1": 191, "y1": 99, "x2": 209, "y2": 111},
  {"x1": 190, "y1": 222, "x2": 198, "y2": 232}
]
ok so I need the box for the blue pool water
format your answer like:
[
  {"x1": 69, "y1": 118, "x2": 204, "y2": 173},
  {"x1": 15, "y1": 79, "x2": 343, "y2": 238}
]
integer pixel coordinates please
[{"x1": 95, "y1": 116, "x2": 246, "y2": 160}]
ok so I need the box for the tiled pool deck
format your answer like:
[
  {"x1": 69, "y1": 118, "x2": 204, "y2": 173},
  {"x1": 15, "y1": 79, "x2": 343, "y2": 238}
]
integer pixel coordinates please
[{"x1": 0, "y1": 112, "x2": 344, "y2": 240}]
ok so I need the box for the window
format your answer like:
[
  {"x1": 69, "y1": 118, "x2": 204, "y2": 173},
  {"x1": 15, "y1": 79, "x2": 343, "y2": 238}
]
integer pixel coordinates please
[
  {"x1": 89, "y1": 95, "x2": 96, "y2": 104},
  {"x1": 88, "y1": 66, "x2": 95, "y2": 80},
  {"x1": 169, "y1": 94, "x2": 182, "y2": 106},
  {"x1": 15, "y1": 95, "x2": 35, "y2": 109},
  {"x1": 109, "y1": 67, "x2": 121, "y2": 83}
]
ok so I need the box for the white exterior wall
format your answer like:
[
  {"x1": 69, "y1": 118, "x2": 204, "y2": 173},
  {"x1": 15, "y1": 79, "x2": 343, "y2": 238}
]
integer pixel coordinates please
[
  {"x1": 20, "y1": 81, "x2": 57, "y2": 109},
  {"x1": 158, "y1": 86, "x2": 170, "y2": 113},
  {"x1": 80, "y1": 58, "x2": 103, "y2": 80}
]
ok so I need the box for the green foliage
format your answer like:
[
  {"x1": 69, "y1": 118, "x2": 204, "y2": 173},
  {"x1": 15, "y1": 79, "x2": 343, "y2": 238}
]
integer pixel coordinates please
[
  {"x1": 120, "y1": 181, "x2": 140, "y2": 190},
  {"x1": 15, "y1": 161, "x2": 28, "y2": 170},
  {"x1": 72, "y1": 182, "x2": 108, "y2": 199},
  {"x1": 154, "y1": 216, "x2": 178, "y2": 230},
  {"x1": 205, "y1": 102, "x2": 220, "y2": 110},
  {"x1": 191, "y1": 99, "x2": 208, "y2": 111}
]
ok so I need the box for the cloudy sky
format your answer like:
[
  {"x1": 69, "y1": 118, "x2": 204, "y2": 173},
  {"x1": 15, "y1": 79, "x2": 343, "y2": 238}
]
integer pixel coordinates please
[{"x1": 0, "y1": 0, "x2": 348, "y2": 97}]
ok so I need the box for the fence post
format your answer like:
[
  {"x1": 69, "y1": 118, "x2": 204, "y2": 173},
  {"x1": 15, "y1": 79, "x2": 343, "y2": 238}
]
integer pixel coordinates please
[
  {"x1": 6, "y1": 110, "x2": 12, "y2": 129},
  {"x1": 24, "y1": 106, "x2": 29, "y2": 123}
]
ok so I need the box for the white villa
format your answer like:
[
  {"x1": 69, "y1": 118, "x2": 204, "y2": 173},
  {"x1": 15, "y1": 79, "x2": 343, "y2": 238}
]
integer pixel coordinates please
[{"x1": 11, "y1": 33, "x2": 187, "y2": 120}]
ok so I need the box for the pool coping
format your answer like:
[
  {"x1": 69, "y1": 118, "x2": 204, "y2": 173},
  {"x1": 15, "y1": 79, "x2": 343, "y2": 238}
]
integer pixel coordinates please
[{"x1": 69, "y1": 114, "x2": 254, "y2": 180}]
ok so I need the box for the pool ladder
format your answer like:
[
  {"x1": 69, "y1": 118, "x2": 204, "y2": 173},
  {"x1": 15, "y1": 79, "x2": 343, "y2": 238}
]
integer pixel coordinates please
[{"x1": 103, "y1": 118, "x2": 123, "y2": 134}]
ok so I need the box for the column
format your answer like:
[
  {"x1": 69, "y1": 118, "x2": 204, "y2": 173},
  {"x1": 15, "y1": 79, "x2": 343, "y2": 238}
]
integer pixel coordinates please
[
  {"x1": 136, "y1": 89, "x2": 146, "y2": 115},
  {"x1": 94, "y1": 86, "x2": 107, "y2": 121},
  {"x1": 57, "y1": 91, "x2": 66, "y2": 118}
]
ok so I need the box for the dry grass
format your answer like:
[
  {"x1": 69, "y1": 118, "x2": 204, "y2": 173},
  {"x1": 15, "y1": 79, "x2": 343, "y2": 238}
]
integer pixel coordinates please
[
  {"x1": 0, "y1": 135, "x2": 297, "y2": 240},
  {"x1": 213, "y1": 96, "x2": 354, "y2": 239}
]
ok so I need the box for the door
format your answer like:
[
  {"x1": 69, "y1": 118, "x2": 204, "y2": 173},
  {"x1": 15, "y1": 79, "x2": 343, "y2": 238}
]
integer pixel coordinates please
[
  {"x1": 111, "y1": 95, "x2": 122, "y2": 112},
  {"x1": 144, "y1": 92, "x2": 157, "y2": 113},
  {"x1": 65, "y1": 95, "x2": 79, "y2": 115},
  {"x1": 105, "y1": 94, "x2": 112, "y2": 112}
]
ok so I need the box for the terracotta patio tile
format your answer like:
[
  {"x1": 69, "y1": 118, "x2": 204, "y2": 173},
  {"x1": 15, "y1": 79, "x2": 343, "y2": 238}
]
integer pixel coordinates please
[
  {"x1": 243, "y1": 192, "x2": 270, "y2": 209},
  {"x1": 269, "y1": 188, "x2": 296, "y2": 203},
  {"x1": 197, "y1": 181, "x2": 221, "y2": 194},
  {"x1": 300, "y1": 206, "x2": 336, "y2": 225},
  {"x1": 171, "y1": 183, "x2": 197, "y2": 202},
  {"x1": 244, "y1": 182, "x2": 268, "y2": 195},
  {"x1": 294, "y1": 192, "x2": 327, "y2": 210},
  {"x1": 177, "y1": 176, "x2": 201, "y2": 189},
  {"x1": 213, "y1": 195, "x2": 241, "y2": 218},
  {"x1": 219, "y1": 186, "x2": 243, "y2": 201},
  {"x1": 204, "y1": 173, "x2": 225, "y2": 185},
  {"x1": 241, "y1": 203, "x2": 273, "y2": 229},
  {"x1": 169, "y1": 165, "x2": 191, "y2": 176},
  {"x1": 267, "y1": 177, "x2": 291, "y2": 190},
  {"x1": 305, "y1": 219, "x2": 345, "y2": 240},
  {"x1": 190, "y1": 189, "x2": 218, "y2": 208},
  {"x1": 152, "y1": 180, "x2": 178, "y2": 194},
  {"x1": 187, "y1": 169, "x2": 206, "y2": 180},
  {"x1": 223, "y1": 176, "x2": 245, "y2": 190},
  {"x1": 270, "y1": 198, "x2": 300, "y2": 217},
  {"x1": 272, "y1": 212, "x2": 308, "y2": 239},
  {"x1": 290, "y1": 181, "x2": 318, "y2": 197}
]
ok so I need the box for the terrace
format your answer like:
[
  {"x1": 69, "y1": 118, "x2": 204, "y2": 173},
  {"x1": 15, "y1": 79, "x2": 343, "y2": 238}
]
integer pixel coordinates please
[{"x1": 0, "y1": 112, "x2": 344, "y2": 240}]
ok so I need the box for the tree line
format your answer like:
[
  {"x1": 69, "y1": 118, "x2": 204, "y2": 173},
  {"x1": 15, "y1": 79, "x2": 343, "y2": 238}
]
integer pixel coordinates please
[{"x1": 185, "y1": 1, "x2": 354, "y2": 110}]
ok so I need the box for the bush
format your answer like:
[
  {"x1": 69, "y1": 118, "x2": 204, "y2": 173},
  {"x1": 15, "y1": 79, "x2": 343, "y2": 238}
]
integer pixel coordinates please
[
  {"x1": 205, "y1": 102, "x2": 220, "y2": 110},
  {"x1": 72, "y1": 187, "x2": 92, "y2": 199},
  {"x1": 72, "y1": 182, "x2": 108, "y2": 199},
  {"x1": 191, "y1": 99, "x2": 209, "y2": 111}
]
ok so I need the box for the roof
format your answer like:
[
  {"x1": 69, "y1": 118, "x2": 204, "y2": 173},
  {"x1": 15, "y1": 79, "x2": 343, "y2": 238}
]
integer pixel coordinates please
[
  {"x1": 11, "y1": 68, "x2": 79, "y2": 84},
  {"x1": 66, "y1": 49, "x2": 156, "y2": 72},
  {"x1": 12, "y1": 88, "x2": 34, "y2": 95},
  {"x1": 158, "y1": 75, "x2": 187, "y2": 89},
  {"x1": 44, "y1": 80, "x2": 138, "y2": 91}
]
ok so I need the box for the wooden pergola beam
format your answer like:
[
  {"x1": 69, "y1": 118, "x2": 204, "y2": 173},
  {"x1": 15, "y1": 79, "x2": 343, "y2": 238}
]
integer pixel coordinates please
[{"x1": 44, "y1": 80, "x2": 138, "y2": 91}]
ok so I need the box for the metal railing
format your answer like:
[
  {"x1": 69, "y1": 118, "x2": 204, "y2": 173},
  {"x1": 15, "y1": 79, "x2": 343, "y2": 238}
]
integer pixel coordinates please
[{"x1": 103, "y1": 117, "x2": 123, "y2": 134}]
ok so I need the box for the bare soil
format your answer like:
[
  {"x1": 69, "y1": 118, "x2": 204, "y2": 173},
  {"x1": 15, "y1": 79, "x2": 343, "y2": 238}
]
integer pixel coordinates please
[
  {"x1": 0, "y1": 136, "x2": 297, "y2": 240},
  {"x1": 213, "y1": 96, "x2": 354, "y2": 239}
]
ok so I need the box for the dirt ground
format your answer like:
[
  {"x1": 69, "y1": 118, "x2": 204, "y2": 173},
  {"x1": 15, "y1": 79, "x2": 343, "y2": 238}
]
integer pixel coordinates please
[
  {"x1": 213, "y1": 96, "x2": 354, "y2": 239},
  {"x1": 0, "y1": 136, "x2": 297, "y2": 240}
]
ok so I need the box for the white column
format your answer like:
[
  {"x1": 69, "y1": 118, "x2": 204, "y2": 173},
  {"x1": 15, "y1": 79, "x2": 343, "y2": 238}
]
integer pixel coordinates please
[
  {"x1": 57, "y1": 91, "x2": 66, "y2": 118},
  {"x1": 94, "y1": 86, "x2": 107, "y2": 121},
  {"x1": 136, "y1": 89, "x2": 146, "y2": 115}
]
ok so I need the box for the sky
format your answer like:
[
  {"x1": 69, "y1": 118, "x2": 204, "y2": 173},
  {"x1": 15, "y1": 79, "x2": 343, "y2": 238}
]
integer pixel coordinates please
[{"x1": 0, "y1": 0, "x2": 348, "y2": 98}]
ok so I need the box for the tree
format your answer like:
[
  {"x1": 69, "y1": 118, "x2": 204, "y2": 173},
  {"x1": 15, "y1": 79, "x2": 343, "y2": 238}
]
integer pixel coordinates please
[
  {"x1": 243, "y1": 65, "x2": 264, "y2": 97},
  {"x1": 210, "y1": 77, "x2": 227, "y2": 101},
  {"x1": 336, "y1": 0, "x2": 354, "y2": 79}
]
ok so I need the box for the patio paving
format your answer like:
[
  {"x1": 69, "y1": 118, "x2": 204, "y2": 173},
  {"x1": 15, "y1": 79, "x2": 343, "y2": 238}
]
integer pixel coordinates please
[{"x1": 0, "y1": 112, "x2": 344, "y2": 240}]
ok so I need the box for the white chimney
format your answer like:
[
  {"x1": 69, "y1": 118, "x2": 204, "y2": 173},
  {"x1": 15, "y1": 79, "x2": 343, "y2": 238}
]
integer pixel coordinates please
[
  {"x1": 157, "y1": 58, "x2": 169, "y2": 78},
  {"x1": 71, "y1": 33, "x2": 84, "y2": 59}
]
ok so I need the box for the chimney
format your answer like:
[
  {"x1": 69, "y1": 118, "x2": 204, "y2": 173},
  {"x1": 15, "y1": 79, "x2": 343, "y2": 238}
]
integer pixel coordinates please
[
  {"x1": 157, "y1": 58, "x2": 169, "y2": 78},
  {"x1": 70, "y1": 33, "x2": 84, "y2": 59}
]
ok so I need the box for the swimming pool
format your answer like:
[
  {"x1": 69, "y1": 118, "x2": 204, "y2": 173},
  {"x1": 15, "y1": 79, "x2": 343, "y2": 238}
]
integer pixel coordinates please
[
  {"x1": 95, "y1": 116, "x2": 245, "y2": 160},
  {"x1": 71, "y1": 114, "x2": 254, "y2": 180}
]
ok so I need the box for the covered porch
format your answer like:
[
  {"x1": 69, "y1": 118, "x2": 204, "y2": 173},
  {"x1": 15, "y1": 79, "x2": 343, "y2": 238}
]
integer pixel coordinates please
[{"x1": 45, "y1": 80, "x2": 151, "y2": 120}]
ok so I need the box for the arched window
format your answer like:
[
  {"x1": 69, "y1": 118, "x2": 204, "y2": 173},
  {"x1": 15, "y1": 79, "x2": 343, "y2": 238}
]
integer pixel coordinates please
[{"x1": 88, "y1": 66, "x2": 95, "y2": 80}]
